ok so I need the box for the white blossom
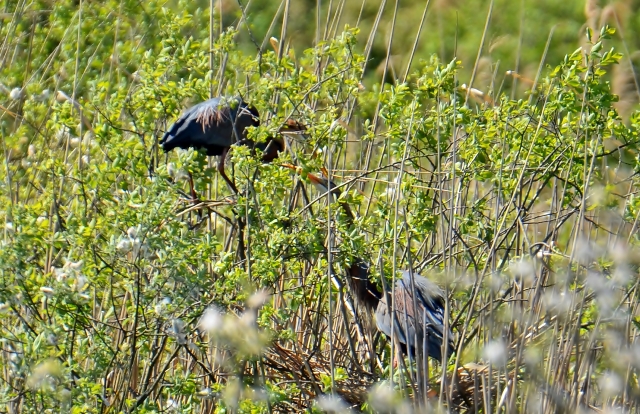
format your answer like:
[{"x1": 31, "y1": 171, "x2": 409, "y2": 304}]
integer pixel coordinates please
[
  {"x1": 599, "y1": 371, "x2": 623, "y2": 397},
  {"x1": 116, "y1": 238, "x2": 132, "y2": 254},
  {"x1": 483, "y1": 340, "x2": 508, "y2": 366},
  {"x1": 171, "y1": 319, "x2": 187, "y2": 345},
  {"x1": 34, "y1": 89, "x2": 51, "y2": 102},
  {"x1": 9, "y1": 87, "x2": 23, "y2": 100},
  {"x1": 316, "y1": 395, "x2": 349, "y2": 413},
  {"x1": 40, "y1": 286, "x2": 54, "y2": 297},
  {"x1": 167, "y1": 163, "x2": 177, "y2": 178},
  {"x1": 199, "y1": 307, "x2": 223, "y2": 333}
]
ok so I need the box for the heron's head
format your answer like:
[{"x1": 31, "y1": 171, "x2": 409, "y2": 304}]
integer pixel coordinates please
[
  {"x1": 238, "y1": 103, "x2": 261, "y2": 128},
  {"x1": 160, "y1": 129, "x2": 179, "y2": 153},
  {"x1": 279, "y1": 118, "x2": 307, "y2": 133}
]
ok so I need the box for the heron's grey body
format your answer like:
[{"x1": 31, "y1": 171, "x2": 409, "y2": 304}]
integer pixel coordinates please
[
  {"x1": 347, "y1": 261, "x2": 452, "y2": 361},
  {"x1": 375, "y1": 270, "x2": 452, "y2": 362}
]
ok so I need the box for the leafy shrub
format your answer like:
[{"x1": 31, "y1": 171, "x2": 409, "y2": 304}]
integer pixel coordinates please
[{"x1": 2, "y1": 1, "x2": 640, "y2": 412}]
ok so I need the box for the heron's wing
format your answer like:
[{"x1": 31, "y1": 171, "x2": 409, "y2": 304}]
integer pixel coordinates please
[
  {"x1": 161, "y1": 98, "x2": 257, "y2": 154},
  {"x1": 375, "y1": 296, "x2": 397, "y2": 342},
  {"x1": 403, "y1": 271, "x2": 454, "y2": 356},
  {"x1": 375, "y1": 272, "x2": 452, "y2": 360},
  {"x1": 375, "y1": 290, "x2": 413, "y2": 346}
]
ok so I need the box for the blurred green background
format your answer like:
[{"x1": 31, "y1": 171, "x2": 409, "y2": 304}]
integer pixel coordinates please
[
  {"x1": 162, "y1": 0, "x2": 640, "y2": 116},
  {"x1": 4, "y1": 0, "x2": 639, "y2": 114}
]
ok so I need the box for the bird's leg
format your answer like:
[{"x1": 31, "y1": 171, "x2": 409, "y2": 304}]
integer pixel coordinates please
[
  {"x1": 393, "y1": 352, "x2": 400, "y2": 370},
  {"x1": 186, "y1": 171, "x2": 204, "y2": 224},
  {"x1": 218, "y1": 148, "x2": 239, "y2": 194},
  {"x1": 188, "y1": 172, "x2": 199, "y2": 202}
]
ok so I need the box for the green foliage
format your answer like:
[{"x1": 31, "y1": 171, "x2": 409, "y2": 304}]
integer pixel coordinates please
[{"x1": 2, "y1": 0, "x2": 640, "y2": 411}]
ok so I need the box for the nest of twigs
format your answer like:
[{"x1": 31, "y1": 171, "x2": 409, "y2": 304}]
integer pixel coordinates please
[
  {"x1": 261, "y1": 340, "x2": 508, "y2": 412},
  {"x1": 263, "y1": 342, "x2": 376, "y2": 410}
]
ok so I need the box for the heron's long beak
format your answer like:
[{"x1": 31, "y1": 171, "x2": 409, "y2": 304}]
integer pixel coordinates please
[
  {"x1": 280, "y1": 163, "x2": 336, "y2": 194},
  {"x1": 281, "y1": 163, "x2": 355, "y2": 220}
]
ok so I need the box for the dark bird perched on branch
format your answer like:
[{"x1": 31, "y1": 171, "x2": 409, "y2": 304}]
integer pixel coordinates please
[
  {"x1": 161, "y1": 96, "x2": 303, "y2": 193},
  {"x1": 284, "y1": 164, "x2": 453, "y2": 363}
]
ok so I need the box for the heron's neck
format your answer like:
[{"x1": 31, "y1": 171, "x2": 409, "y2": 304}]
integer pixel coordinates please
[
  {"x1": 260, "y1": 137, "x2": 284, "y2": 162},
  {"x1": 348, "y1": 260, "x2": 382, "y2": 310}
]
